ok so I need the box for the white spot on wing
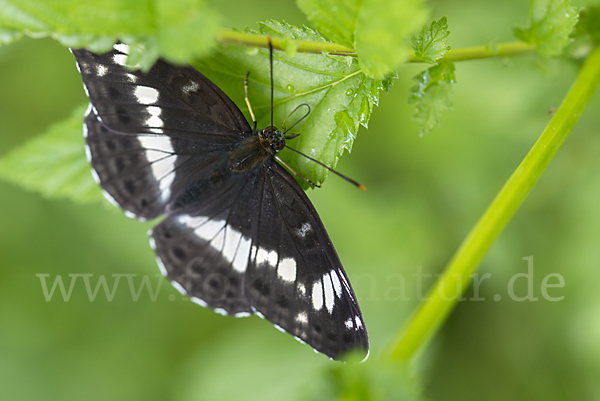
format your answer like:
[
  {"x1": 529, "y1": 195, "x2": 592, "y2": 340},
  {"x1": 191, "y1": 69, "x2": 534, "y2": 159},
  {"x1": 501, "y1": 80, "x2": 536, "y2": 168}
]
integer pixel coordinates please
[
  {"x1": 138, "y1": 135, "x2": 175, "y2": 202},
  {"x1": 234, "y1": 312, "x2": 252, "y2": 318},
  {"x1": 84, "y1": 103, "x2": 93, "y2": 117},
  {"x1": 91, "y1": 169, "x2": 101, "y2": 184},
  {"x1": 178, "y1": 215, "x2": 208, "y2": 228},
  {"x1": 125, "y1": 73, "x2": 137, "y2": 83},
  {"x1": 257, "y1": 248, "x2": 278, "y2": 268},
  {"x1": 344, "y1": 317, "x2": 354, "y2": 330},
  {"x1": 182, "y1": 81, "x2": 200, "y2": 93},
  {"x1": 138, "y1": 135, "x2": 173, "y2": 151},
  {"x1": 274, "y1": 324, "x2": 285, "y2": 333},
  {"x1": 134, "y1": 86, "x2": 159, "y2": 105},
  {"x1": 145, "y1": 106, "x2": 164, "y2": 128},
  {"x1": 294, "y1": 336, "x2": 307, "y2": 345},
  {"x1": 191, "y1": 297, "x2": 207, "y2": 307},
  {"x1": 233, "y1": 236, "x2": 251, "y2": 273},
  {"x1": 211, "y1": 227, "x2": 226, "y2": 252},
  {"x1": 113, "y1": 53, "x2": 128, "y2": 66},
  {"x1": 193, "y1": 219, "x2": 226, "y2": 242},
  {"x1": 331, "y1": 271, "x2": 343, "y2": 298},
  {"x1": 323, "y1": 274, "x2": 335, "y2": 313},
  {"x1": 171, "y1": 281, "x2": 187, "y2": 295},
  {"x1": 114, "y1": 43, "x2": 130, "y2": 54},
  {"x1": 297, "y1": 222, "x2": 312, "y2": 238},
  {"x1": 84, "y1": 144, "x2": 92, "y2": 162},
  {"x1": 297, "y1": 282, "x2": 306, "y2": 296},
  {"x1": 123, "y1": 210, "x2": 137, "y2": 219},
  {"x1": 214, "y1": 308, "x2": 227, "y2": 316},
  {"x1": 355, "y1": 315, "x2": 363, "y2": 330},
  {"x1": 312, "y1": 280, "x2": 323, "y2": 311},
  {"x1": 155, "y1": 256, "x2": 167, "y2": 276},
  {"x1": 222, "y1": 225, "x2": 241, "y2": 264},
  {"x1": 278, "y1": 258, "x2": 296, "y2": 283},
  {"x1": 96, "y1": 64, "x2": 108, "y2": 77},
  {"x1": 295, "y1": 311, "x2": 308, "y2": 324}
]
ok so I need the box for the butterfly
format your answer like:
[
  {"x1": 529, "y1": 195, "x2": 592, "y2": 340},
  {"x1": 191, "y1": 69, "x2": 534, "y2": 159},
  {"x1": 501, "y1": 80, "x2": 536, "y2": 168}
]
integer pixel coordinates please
[{"x1": 71, "y1": 41, "x2": 368, "y2": 361}]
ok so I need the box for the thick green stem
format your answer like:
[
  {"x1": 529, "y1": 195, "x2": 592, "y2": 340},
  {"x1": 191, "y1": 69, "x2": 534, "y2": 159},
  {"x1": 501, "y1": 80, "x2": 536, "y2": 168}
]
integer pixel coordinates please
[{"x1": 387, "y1": 45, "x2": 600, "y2": 361}]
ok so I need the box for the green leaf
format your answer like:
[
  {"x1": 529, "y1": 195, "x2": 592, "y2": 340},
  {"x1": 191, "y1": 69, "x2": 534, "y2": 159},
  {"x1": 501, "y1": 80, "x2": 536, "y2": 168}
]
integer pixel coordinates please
[
  {"x1": 0, "y1": 104, "x2": 104, "y2": 204},
  {"x1": 514, "y1": 0, "x2": 579, "y2": 57},
  {"x1": 411, "y1": 16, "x2": 451, "y2": 64},
  {"x1": 296, "y1": 0, "x2": 359, "y2": 48},
  {"x1": 0, "y1": 0, "x2": 221, "y2": 70},
  {"x1": 195, "y1": 20, "x2": 385, "y2": 188},
  {"x1": 409, "y1": 62, "x2": 455, "y2": 136},
  {"x1": 355, "y1": 0, "x2": 428, "y2": 78},
  {"x1": 575, "y1": 6, "x2": 600, "y2": 45}
]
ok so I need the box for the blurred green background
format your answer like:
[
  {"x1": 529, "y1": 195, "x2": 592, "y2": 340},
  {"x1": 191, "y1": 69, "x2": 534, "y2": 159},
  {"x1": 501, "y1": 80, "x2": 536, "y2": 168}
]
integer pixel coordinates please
[{"x1": 2, "y1": 0, "x2": 600, "y2": 399}]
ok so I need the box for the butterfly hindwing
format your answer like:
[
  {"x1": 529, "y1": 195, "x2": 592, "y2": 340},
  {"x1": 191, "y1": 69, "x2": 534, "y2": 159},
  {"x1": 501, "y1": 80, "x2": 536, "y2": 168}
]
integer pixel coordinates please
[{"x1": 151, "y1": 170, "x2": 260, "y2": 315}]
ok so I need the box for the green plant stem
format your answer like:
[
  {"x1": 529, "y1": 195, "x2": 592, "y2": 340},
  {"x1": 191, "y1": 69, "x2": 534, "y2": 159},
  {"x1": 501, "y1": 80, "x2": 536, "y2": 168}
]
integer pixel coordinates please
[
  {"x1": 431, "y1": 41, "x2": 535, "y2": 62},
  {"x1": 217, "y1": 30, "x2": 535, "y2": 62},
  {"x1": 387, "y1": 45, "x2": 600, "y2": 361},
  {"x1": 217, "y1": 30, "x2": 356, "y2": 55}
]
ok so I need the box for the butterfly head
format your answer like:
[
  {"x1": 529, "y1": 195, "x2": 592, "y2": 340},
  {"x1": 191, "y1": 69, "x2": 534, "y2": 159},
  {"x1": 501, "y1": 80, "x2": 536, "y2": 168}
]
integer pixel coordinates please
[{"x1": 260, "y1": 125, "x2": 285, "y2": 153}]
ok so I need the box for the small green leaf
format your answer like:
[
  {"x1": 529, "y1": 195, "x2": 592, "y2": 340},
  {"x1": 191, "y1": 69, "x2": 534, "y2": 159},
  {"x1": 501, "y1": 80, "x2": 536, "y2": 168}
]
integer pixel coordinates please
[
  {"x1": 0, "y1": 0, "x2": 221, "y2": 70},
  {"x1": 409, "y1": 62, "x2": 455, "y2": 136},
  {"x1": 296, "y1": 0, "x2": 358, "y2": 48},
  {"x1": 514, "y1": 0, "x2": 579, "y2": 57},
  {"x1": 355, "y1": 0, "x2": 428, "y2": 78},
  {"x1": 575, "y1": 6, "x2": 600, "y2": 45},
  {"x1": 195, "y1": 20, "x2": 385, "y2": 188},
  {"x1": 411, "y1": 16, "x2": 451, "y2": 64},
  {"x1": 0, "y1": 104, "x2": 103, "y2": 204}
]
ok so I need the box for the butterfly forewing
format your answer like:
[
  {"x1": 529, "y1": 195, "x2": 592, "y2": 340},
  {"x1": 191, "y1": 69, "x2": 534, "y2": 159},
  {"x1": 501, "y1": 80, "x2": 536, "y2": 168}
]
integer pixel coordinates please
[
  {"x1": 73, "y1": 46, "x2": 251, "y2": 139},
  {"x1": 73, "y1": 43, "x2": 369, "y2": 361},
  {"x1": 245, "y1": 162, "x2": 368, "y2": 359}
]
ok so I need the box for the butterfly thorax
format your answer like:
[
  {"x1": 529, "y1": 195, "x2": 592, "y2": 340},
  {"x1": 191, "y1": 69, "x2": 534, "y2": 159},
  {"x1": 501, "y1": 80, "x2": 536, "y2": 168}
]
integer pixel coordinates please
[
  {"x1": 259, "y1": 125, "x2": 285, "y2": 153},
  {"x1": 228, "y1": 126, "x2": 284, "y2": 173}
]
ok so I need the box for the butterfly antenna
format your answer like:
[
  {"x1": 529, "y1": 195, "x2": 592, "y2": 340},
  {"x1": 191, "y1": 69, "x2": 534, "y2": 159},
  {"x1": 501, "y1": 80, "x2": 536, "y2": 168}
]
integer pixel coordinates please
[
  {"x1": 282, "y1": 104, "x2": 311, "y2": 135},
  {"x1": 268, "y1": 36, "x2": 274, "y2": 128},
  {"x1": 284, "y1": 145, "x2": 366, "y2": 191}
]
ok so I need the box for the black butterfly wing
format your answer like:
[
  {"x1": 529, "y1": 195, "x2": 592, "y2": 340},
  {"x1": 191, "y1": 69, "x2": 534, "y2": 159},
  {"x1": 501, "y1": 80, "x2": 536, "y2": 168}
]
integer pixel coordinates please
[
  {"x1": 73, "y1": 44, "x2": 252, "y2": 220},
  {"x1": 76, "y1": 43, "x2": 368, "y2": 360},
  {"x1": 245, "y1": 161, "x2": 369, "y2": 360},
  {"x1": 151, "y1": 160, "x2": 368, "y2": 360},
  {"x1": 150, "y1": 171, "x2": 260, "y2": 316}
]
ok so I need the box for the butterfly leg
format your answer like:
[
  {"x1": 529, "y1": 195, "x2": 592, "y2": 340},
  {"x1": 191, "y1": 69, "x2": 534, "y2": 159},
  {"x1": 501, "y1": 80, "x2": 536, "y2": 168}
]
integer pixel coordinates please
[
  {"x1": 274, "y1": 155, "x2": 321, "y2": 188},
  {"x1": 244, "y1": 71, "x2": 258, "y2": 131}
]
